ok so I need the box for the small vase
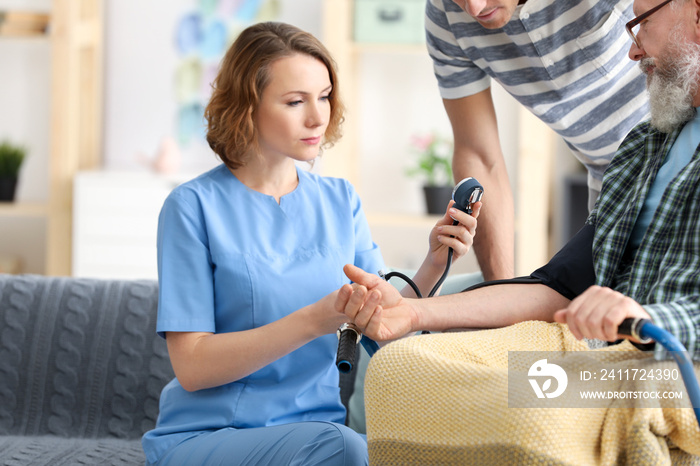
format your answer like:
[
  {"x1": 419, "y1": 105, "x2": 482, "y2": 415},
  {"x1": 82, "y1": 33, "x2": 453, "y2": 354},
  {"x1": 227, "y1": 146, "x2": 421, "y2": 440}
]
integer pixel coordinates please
[
  {"x1": 152, "y1": 137, "x2": 181, "y2": 174},
  {"x1": 0, "y1": 177, "x2": 18, "y2": 202},
  {"x1": 423, "y1": 185, "x2": 453, "y2": 215}
]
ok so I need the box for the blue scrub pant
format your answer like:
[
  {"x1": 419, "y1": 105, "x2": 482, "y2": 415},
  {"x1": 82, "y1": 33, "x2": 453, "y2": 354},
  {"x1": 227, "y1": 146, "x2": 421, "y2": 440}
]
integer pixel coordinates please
[{"x1": 150, "y1": 421, "x2": 368, "y2": 466}]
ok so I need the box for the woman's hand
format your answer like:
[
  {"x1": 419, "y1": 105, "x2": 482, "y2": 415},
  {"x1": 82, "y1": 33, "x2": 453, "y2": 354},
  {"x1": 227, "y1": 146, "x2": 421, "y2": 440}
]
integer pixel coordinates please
[
  {"x1": 308, "y1": 289, "x2": 354, "y2": 336},
  {"x1": 427, "y1": 200, "x2": 481, "y2": 270},
  {"x1": 335, "y1": 264, "x2": 419, "y2": 341}
]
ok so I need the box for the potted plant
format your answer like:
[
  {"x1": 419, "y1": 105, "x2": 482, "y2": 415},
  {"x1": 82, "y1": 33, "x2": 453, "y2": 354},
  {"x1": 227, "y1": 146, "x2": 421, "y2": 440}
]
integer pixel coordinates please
[
  {"x1": 0, "y1": 140, "x2": 27, "y2": 202},
  {"x1": 406, "y1": 132, "x2": 454, "y2": 215}
]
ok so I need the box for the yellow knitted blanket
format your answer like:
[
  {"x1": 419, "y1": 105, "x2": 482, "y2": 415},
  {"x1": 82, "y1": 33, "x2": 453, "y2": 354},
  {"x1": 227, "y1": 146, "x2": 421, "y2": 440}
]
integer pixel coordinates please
[{"x1": 364, "y1": 321, "x2": 700, "y2": 465}]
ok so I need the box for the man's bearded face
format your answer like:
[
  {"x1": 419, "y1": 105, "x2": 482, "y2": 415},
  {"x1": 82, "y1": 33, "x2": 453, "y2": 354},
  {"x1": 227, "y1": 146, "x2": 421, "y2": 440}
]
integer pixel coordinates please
[{"x1": 641, "y1": 28, "x2": 700, "y2": 133}]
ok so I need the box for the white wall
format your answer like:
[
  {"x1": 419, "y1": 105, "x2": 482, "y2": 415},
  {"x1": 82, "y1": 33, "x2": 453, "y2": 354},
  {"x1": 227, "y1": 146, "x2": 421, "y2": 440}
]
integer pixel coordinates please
[
  {"x1": 98, "y1": 0, "x2": 520, "y2": 276},
  {"x1": 101, "y1": 0, "x2": 517, "y2": 189},
  {"x1": 354, "y1": 49, "x2": 519, "y2": 216},
  {"x1": 103, "y1": 0, "x2": 323, "y2": 174},
  {"x1": 1, "y1": 0, "x2": 325, "y2": 273},
  {"x1": 1, "y1": 0, "x2": 531, "y2": 275}
]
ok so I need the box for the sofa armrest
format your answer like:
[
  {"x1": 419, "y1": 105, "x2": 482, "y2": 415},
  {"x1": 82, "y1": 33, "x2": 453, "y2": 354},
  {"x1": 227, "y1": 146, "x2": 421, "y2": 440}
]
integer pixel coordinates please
[{"x1": 0, "y1": 274, "x2": 174, "y2": 441}]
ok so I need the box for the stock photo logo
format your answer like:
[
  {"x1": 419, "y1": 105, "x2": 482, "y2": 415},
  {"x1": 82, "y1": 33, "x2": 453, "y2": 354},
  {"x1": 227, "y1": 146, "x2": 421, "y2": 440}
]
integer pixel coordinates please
[{"x1": 528, "y1": 359, "x2": 568, "y2": 399}]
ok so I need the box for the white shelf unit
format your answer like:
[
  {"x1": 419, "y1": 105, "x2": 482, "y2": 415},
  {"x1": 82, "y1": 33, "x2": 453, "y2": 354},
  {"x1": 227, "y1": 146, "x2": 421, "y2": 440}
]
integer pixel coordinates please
[{"x1": 72, "y1": 171, "x2": 193, "y2": 279}]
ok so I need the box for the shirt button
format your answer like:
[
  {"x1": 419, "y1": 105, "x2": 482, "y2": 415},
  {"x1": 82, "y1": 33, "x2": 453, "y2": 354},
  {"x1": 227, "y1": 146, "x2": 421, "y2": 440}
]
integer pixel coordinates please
[
  {"x1": 521, "y1": 12, "x2": 529, "y2": 19},
  {"x1": 545, "y1": 59, "x2": 554, "y2": 67}
]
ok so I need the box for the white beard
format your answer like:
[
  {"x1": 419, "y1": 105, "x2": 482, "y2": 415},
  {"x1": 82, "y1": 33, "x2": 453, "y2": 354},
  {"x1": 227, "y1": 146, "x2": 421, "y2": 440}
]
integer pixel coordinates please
[{"x1": 642, "y1": 29, "x2": 700, "y2": 133}]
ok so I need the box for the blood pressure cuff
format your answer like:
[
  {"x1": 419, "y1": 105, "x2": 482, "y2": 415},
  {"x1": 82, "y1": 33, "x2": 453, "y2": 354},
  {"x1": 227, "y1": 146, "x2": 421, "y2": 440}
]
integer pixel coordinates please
[{"x1": 530, "y1": 223, "x2": 596, "y2": 301}]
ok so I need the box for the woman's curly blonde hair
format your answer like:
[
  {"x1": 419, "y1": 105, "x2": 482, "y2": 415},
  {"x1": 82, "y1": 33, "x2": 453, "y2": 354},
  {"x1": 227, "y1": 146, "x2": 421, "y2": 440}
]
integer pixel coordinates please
[{"x1": 204, "y1": 22, "x2": 345, "y2": 170}]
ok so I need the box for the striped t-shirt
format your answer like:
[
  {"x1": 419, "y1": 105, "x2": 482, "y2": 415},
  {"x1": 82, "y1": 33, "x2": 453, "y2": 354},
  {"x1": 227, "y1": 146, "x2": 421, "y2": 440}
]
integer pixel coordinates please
[{"x1": 426, "y1": 0, "x2": 650, "y2": 192}]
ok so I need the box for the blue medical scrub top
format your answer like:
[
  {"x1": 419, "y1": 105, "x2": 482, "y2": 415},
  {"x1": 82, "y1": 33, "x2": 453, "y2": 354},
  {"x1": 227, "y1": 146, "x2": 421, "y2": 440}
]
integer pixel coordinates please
[{"x1": 142, "y1": 165, "x2": 385, "y2": 463}]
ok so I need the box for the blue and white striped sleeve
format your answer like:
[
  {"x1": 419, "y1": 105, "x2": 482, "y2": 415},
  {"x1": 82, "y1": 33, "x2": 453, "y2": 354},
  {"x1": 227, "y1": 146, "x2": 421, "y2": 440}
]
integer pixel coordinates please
[{"x1": 425, "y1": 0, "x2": 490, "y2": 99}]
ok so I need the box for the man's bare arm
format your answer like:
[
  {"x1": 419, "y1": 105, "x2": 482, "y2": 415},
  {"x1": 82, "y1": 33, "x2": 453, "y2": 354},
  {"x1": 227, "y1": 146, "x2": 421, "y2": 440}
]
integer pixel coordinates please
[
  {"x1": 339, "y1": 264, "x2": 569, "y2": 341},
  {"x1": 444, "y1": 88, "x2": 514, "y2": 280}
]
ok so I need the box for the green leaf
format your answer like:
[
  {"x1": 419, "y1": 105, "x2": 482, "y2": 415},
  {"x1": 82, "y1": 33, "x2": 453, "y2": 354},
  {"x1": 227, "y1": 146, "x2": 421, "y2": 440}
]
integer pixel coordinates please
[
  {"x1": 0, "y1": 140, "x2": 27, "y2": 177},
  {"x1": 406, "y1": 133, "x2": 453, "y2": 186}
]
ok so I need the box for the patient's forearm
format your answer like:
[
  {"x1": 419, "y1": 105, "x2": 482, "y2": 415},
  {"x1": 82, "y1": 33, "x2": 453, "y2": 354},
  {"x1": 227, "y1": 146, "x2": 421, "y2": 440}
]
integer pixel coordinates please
[{"x1": 416, "y1": 283, "x2": 570, "y2": 331}]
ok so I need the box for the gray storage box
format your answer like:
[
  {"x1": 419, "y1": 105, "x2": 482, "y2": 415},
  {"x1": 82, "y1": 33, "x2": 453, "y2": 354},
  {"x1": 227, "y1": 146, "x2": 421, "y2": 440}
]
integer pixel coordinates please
[{"x1": 353, "y1": 0, "x2": 425, "y2": 44}]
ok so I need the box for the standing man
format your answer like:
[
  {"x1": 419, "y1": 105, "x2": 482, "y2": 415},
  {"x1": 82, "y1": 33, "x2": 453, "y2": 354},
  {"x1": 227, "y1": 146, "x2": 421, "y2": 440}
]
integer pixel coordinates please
[{"x1": 428, "y1": 0, "x2": 650, "y2": 279}]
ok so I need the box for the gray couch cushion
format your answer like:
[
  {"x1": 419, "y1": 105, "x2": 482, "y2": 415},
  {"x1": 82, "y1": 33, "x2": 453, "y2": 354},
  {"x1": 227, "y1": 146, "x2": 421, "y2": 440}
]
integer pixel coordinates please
[
  {"x1": 0, "y1": 274, "x2": 174, "y2": 465},
  {"x1": 0, "y1": 435, "x2": 145, "y2": 465}
]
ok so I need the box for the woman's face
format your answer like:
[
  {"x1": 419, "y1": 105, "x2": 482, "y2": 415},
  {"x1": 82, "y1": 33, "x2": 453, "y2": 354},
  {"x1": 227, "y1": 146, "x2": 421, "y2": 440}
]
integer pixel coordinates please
[{"x1": 254, "y1": 53, "x2": 332, "y2": 164}]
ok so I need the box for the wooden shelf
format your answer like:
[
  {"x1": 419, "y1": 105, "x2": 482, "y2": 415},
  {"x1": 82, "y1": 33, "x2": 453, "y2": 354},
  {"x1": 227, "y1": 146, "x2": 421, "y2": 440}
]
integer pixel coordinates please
[
  {"x1": 0, "y1": 31, "x2": 49, "y2": 39},
  {"x1": 45, "y1": 0, "x2": 104, "y2": 275},
  {"x1": 2, "y1": 1, "x2": 104, "y2": 276},
  {"x1": 0, "y1": 10, "x2": 51, "y2": 37},
  {"x1": 0, "y1": 202, "x2": 49, "y2": 217}
]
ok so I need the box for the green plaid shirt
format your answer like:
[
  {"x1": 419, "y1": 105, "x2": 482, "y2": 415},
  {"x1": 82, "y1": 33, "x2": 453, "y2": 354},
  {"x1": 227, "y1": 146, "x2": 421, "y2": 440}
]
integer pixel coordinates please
[{"x1": 590, "y1": 121, "x2": 700, "y2": 360}]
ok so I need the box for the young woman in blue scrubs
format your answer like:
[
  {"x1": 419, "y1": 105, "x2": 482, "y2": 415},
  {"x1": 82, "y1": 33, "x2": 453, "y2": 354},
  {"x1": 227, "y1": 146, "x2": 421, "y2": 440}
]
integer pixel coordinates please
[{"x1": 142, "y1": 22, "x2": 480, "y2": 466}]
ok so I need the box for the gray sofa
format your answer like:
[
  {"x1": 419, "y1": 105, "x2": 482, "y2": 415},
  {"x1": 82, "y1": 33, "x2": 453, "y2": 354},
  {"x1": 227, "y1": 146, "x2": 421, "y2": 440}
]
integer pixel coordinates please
[
  {"x1": 0, "y1": 273, "x2": 369, "y2": 465},
  {"x1": 0, "y1": 274, "x2": 173, "y2": 465}
]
